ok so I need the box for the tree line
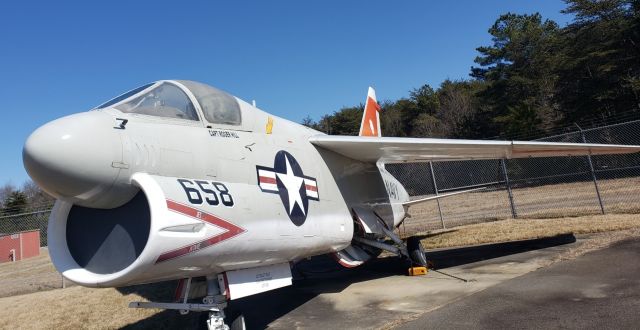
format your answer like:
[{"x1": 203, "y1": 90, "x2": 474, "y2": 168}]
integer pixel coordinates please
[
  {"x1": 0, "y1": 181, "x2": 54, "y2": 216},
  {"x1": 2, "y1": 1, "x2": 639, "y2": 215},
  {"x1": 303, "y1": 0, "x2": 640, "y2": 140}
]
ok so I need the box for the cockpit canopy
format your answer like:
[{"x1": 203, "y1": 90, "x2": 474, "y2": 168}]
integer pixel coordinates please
[
  {"x1": 95, "y1": 80, "x2": 242, "y2": 125},
  {"x1": 114, "y1": 82, "x2": 199, "y2": 121},
  {"x1": 177, "y1": 80, "x2": 241, "y2": 125}
]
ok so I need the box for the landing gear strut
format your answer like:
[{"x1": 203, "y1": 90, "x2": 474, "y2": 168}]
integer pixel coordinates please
[
  {"x1": 130, "y1": 276, "x2": 245, "y2": 330},
  {"x1": 352, "y1": 218, "x2": 429, "y2": 269}
]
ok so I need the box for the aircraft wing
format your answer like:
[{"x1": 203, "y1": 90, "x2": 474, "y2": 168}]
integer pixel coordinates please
[{"x1": 308, "y1": 135, "x2": 640, "y2": 163}]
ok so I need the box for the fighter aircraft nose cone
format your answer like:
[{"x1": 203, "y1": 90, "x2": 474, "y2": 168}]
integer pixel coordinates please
[{"x1": 23, "y1": 111, "x2": 123, "y2": 207}]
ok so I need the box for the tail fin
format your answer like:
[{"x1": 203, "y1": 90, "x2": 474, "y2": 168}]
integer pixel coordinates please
[{"x1": 358, "y1": 87, "x2": 381, "y2": 137}]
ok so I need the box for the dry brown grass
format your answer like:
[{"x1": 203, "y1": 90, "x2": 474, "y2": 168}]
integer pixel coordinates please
[
  {"x1": 0, "y1": 286, "x2": 156, "y2": 330},
  {"x1": 418, "y1": 213, "x2": 640, "y2": 249},
  {"x1": 1, "y1": 176, "x2": 639, "y2": 328},
  {"x1": 0, "y1": 248, "x2": 63, "y2": 298},
  {"x1": 1, "y1": 213, "x2": 640, "y2": 329},
  {"x1": 0, "y1": 280, "x2": 200, "y2": 330},
  {"x1": 405, "y1": 177, "x2": 640, "y2": 233}
]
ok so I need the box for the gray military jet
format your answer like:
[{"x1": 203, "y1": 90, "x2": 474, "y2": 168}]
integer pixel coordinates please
[{"x1": 22, "y1": 80, "x2": 640, "y2": 329}]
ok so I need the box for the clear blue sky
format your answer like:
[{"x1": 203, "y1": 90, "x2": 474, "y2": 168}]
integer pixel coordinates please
[{"x1": 0, "y1": 1, "x2": 572, "y2": 187}]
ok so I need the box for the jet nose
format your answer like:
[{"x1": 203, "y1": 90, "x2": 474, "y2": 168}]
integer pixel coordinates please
[{"x1": 23, "y1": 111, "x2": 124, "y2": 207}]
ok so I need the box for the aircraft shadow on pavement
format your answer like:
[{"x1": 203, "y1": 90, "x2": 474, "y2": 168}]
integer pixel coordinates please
[
  {"x1": 117, "y1": 233, "x2": 576, "y2": 329},
  {"x1": 425, "y1": 233, "x2": 577, "y2": 269}
]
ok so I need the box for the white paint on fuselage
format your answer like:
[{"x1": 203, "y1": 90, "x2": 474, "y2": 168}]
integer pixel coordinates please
[{"x1": 39, "y1": 81, "x2": 396, "y2": 287}]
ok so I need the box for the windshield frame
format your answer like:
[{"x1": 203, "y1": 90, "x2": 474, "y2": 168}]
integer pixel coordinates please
[
  {"x1": 93, "y1": 83, "x2": 157, "y2": 110},
  {"x1": 95, "y1": 81, "x2": 208, "y2": 124},
  {"x1": 115, "y1": 82, "x2": 200, "y2": 121},
  {"x1": 174, "y1": 80, "x2": 246, "y2": 130}
]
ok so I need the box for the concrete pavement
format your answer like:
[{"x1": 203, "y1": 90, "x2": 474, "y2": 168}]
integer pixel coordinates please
[
  {"x1": 397, "y1": 237, "x2": 640, "y2": 329},
  {"x1": 230, "y1": 234, "x2": 585, "y2": 329}
]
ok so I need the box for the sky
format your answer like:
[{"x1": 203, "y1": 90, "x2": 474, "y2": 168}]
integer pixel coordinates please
[{"x1": 0, "y1": 0, "x2": 573, "y2": 187}]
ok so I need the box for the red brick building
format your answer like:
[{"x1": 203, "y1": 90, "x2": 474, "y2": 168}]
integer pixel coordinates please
[{"x1": 0, "y1": 230, "x2": 40, "y2": 263}]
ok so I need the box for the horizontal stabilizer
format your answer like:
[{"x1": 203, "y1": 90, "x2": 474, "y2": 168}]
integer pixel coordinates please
[{"x1": 309, "y1": 135, "x2": 640, "y2": 163}]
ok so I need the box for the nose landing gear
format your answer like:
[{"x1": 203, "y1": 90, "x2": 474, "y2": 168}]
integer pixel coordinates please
[{"x1": 130, "y1": 276, "x2": 246, "y2": 330}]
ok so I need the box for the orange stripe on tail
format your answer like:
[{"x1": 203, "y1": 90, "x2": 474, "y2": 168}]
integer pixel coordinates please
[{"x1": 358, "y1": 87, "x2": 381, "y2": 137}]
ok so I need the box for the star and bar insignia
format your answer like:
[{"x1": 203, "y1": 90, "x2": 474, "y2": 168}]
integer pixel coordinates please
[{"x1": 256, "y1": 150, "x2": 319, "y2": 226}]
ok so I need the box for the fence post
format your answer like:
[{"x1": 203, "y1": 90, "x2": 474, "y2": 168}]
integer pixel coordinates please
[
  {"x1": 575, "y1": 124, "x2": 605, "y2": 214},
  {"x1": 429, "y1": 161, "x2": 445, "y2": 229},
  {"x1": 501, "y1": 159, "x2": 518, "y2": 218}
]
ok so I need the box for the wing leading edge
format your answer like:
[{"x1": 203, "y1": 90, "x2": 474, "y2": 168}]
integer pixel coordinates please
[{"x1": 308, "y1": 135, "x2": 640, "y2": 163}]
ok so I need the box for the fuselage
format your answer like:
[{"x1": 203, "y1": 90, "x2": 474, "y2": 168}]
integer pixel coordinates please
[{"x1": 23, "y1": 80, "x2": 392, "y2": 287}]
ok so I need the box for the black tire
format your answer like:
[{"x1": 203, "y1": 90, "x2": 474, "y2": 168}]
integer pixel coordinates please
[
  {"x1": 229, "y1": 314, "x2": 247, "y2": 330},
  {"x1": 224, "y1": 305, "x2": 245, "y2": 330},
  {"x1": 406, "y1": 236, "x2": 428, "y2": 267}
]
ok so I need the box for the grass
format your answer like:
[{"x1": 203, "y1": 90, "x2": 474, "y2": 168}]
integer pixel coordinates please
[
  {"x1": 0, "y1": 248, "x2": 62, "y2": 298},
  {"x1": 0, "y1": 283, "x2": 198, "y2": 330},
  {"x1": 405, "y1": 177, "x2": 640, "y2": 232},
  {"x1": 417, "y1": 213, "x2": 640, "y2": 249},
  {"x1": 0, "y1": 249, "x2": 55, "y2": 280},
  {"x1": 1, "y1": 177, "x2": 639, "y2": 328},
  {"x1": 2, "y1": 213, "x2": 640, "y2": 329}
]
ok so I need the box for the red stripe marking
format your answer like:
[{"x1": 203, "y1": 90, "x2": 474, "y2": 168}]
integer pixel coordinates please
[
  {"x1": 338, "y1": 259, "x2": 360, "y2": 268},
  {"x1": 155, "y1": 200, "x2": 246, "y2": 264},
  {"x1": 331, "y1": 252, "x2": 361, "y2": 269},
  {"x1": 305, "y1": 184, "x2": 318, "y2": 192},
  {"x1": 259, "y1": 176, "x2": 277, "y2": 184},
  {"x1": 174, "y1": 279, "x2": 185, "y2": 301},
  {"x1": 222, "y1": 272, "x2": 230, "y2": 300}
]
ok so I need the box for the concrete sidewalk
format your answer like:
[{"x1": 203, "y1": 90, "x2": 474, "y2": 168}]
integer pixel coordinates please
[
  {"x1": 397, "y1": 237, "x2": 640, "y2": 330},
  {"x1": 230, "y1": 234, "x2": 589, "y2": 329}
]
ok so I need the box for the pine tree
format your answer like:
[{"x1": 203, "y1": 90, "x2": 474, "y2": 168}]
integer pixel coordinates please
[{"x1": 3, "y1": 191, "x2": 28, "y2": 215}]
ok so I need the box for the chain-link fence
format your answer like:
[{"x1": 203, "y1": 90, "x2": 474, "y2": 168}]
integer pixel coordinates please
[
  {"x1": 1, "y1": 120, "x2": 640, "y2": 245},
  {"x1": 0, "y1": 210, "x2": 51, "y2": 246},
  {"x1": 387, "y1": 119, "x2": 640, "y2": 234}
]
